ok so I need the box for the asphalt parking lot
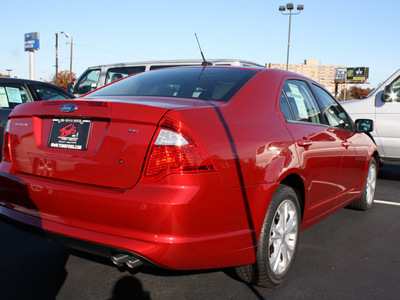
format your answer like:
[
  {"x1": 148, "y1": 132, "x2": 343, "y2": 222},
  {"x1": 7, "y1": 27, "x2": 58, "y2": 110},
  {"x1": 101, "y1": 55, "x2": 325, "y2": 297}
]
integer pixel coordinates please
[{"x1": 1, "y1": 165, "x2": 399, "y2": 300}]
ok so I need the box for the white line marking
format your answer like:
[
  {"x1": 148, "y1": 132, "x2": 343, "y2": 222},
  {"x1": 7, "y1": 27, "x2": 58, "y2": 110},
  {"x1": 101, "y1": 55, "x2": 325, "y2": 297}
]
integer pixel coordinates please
[{"x1": 375, "y1": 200, "x2": 400, "y2": 207}]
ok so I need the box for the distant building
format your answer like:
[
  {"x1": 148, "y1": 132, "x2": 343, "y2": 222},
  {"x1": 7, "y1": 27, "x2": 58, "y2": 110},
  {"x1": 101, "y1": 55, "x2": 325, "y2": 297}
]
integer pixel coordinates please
[{"x1": 266, "y1": 59, "x2": 348, "y2": 95}]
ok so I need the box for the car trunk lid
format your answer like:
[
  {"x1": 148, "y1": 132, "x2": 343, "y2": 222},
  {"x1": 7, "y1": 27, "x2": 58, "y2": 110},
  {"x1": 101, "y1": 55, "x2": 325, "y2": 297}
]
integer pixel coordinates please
[{"x1": 7, "y1": 98, "x2": 195, "y2": 189}]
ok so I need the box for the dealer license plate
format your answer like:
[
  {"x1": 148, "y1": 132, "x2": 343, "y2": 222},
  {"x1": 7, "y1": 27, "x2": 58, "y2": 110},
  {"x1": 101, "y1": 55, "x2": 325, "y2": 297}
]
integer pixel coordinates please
[{"x1": 48, "y1": 119, "x2": 91, "y2": 150}]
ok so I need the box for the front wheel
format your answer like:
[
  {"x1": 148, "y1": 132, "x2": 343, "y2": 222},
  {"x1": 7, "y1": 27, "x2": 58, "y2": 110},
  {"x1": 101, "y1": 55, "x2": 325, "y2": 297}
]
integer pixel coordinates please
[
  {"x1": 235, "y1": 185, "x2": 301, "y2": 287},
  {"x1": 348, "y1": 157, "x2": 377, "y2": 211}
]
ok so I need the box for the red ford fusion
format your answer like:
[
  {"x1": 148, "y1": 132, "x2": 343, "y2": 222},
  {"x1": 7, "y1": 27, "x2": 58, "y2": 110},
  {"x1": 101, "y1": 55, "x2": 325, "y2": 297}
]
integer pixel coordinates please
[{"x1": 0, "y1": 66, "x2": 378, "y2": 287}]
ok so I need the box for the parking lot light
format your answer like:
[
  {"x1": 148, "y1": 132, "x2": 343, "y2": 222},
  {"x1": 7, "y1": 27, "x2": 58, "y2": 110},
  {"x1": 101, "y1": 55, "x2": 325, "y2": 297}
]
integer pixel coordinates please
[{"x1": 279, "y1": 3, "x2": 304, "y2": 70}]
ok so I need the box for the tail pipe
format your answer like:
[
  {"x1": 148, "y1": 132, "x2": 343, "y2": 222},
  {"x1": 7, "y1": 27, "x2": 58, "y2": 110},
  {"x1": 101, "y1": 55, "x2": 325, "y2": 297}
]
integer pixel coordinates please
[{"x1": 111, "y1": 253, "x2": 143, "y2": 269}]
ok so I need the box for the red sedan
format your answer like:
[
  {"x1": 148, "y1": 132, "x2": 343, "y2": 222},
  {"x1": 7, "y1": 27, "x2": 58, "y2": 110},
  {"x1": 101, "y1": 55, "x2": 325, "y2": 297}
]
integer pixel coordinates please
[{"x1": 0, "y1": 66, "x2": 378, "y2": 287}]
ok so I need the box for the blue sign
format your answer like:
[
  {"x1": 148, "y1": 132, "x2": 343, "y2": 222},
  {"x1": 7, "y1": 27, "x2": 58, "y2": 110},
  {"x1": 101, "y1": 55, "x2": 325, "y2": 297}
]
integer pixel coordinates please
[{"x1": 24, "y1": 32, "x2": 40, "y2": 51}]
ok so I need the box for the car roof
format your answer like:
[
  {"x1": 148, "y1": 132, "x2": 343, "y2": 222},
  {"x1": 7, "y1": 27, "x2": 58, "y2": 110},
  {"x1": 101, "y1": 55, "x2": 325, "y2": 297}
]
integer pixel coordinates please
[
  {"x1": 87, "y1": 59, "x2": 265, "y2": 69},
  {"x1": 0, "y1": 77, "x2": 53, "y2": 85},
  {"x1": 0, "y1": 77, "x2": 75, "y2": 97}
]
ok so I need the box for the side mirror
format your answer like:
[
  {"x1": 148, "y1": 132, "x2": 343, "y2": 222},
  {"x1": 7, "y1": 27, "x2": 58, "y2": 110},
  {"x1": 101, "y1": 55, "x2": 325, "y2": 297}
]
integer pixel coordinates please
[
  {"x1": 381, "y1": 85, "x2": 399, "y2": 102},
  {"x1": 67, "y1": 83, "x2": 74, "y2": 93},
  {"x1": 355, "y1": 119, "x2": 374, "y2": 133}
]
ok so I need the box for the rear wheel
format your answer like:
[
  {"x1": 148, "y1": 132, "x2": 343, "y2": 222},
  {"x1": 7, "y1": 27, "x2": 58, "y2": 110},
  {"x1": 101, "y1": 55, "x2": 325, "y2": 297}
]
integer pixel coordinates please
[
  {"x1": 235, "y1": 185, "x2": 301, "y2": 287},
  {"x1": 348, "y1": 157, "x2": 377, "y2": 211}
]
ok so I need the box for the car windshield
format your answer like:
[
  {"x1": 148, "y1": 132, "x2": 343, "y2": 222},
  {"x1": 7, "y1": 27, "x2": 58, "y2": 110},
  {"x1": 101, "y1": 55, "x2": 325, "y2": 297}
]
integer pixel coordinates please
[{"x1": 88, "y1": 67, "x2": 258, "y2": 102}]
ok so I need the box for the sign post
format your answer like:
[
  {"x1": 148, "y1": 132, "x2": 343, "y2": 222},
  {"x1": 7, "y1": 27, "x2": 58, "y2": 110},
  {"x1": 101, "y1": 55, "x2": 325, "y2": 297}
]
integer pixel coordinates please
[{"x1": 24, "y1": 32, "x2": 40, "y2": 80}]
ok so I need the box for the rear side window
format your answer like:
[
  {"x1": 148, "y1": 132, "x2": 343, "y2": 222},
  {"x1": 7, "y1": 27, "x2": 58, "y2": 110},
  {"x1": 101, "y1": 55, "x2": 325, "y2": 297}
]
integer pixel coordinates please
[
  {"x1": 32, "y1": 84, "x2": 71, "y2": 100},
  {"x1": 0, "y1": 85, "x2": 32, "y2": 109},
  {"x1": 89, "y1": 67, "x2": 257, "y2": 102},
  {"x1": 280, "y1": 93, "x2": 293, "y2": 120},
  {"x1": 105, "y1": 66, "x2": 146, "y2": 85},
  {"x1": 281, "y1": 80, "x2": 323, "y2": 124}
]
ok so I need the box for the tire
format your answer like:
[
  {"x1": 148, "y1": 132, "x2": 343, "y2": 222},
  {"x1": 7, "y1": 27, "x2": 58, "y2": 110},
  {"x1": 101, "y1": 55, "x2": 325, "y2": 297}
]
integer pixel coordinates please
[
  {"x1": 348, "y1": 157, "x2": 377, "y2": 211},
  {"x1": 235, "y1": 185, "x2": 301, "y2": 288}
]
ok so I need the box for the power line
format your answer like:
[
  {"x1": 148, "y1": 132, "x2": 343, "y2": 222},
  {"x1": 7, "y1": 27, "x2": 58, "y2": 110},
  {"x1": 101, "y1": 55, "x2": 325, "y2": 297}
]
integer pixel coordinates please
[{"x1": 73, "y1": 43, "x2": 150, "y2": 60}]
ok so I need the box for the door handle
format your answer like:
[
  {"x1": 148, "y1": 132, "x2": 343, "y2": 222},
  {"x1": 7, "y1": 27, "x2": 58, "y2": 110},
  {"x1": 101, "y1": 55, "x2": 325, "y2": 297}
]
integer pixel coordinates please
[
  {"x1": 297, "y1": 139, "x2": 313, "y2": 147},
  {"x1": 342, "y1": 141, "x2": 351, "y2": 148}
]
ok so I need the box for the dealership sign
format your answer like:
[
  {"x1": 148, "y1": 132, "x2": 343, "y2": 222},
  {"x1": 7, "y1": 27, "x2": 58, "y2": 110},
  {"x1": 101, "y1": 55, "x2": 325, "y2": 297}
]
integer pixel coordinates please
[
  {"x1": 335, "y1": 67, "x2": 369, "y2": 83},
  {"x1": 24, "y1": 32, "x2": 40, "y2": 51},
  {"x1": 334, "y1": 69, "x2": 347, "y2": 81}
]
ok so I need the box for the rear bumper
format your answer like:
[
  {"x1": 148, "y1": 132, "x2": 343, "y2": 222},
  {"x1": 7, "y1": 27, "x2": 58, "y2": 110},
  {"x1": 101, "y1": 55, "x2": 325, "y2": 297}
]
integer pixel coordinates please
[
  {"x1": 0, "y1": 209, "x2": 141, "y2": 262},
  {"x1": 0, "y1": 162, "x2": 277, "y2": 270}
]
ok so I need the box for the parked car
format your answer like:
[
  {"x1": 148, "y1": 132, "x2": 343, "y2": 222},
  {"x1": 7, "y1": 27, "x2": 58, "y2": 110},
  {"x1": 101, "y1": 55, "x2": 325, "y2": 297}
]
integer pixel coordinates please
[
  {"x1": 0, "y1": 77, "x2": 75, "y2": 149},
  {"x1": 0, "y1": 67, "x2": 377, "y2": 287},
  {"x1": 341, "y1": 68, "x2": 400, "y2": 165},
  {"x1": 70, "y1": 59, "x2": 264, "y2": 96}
]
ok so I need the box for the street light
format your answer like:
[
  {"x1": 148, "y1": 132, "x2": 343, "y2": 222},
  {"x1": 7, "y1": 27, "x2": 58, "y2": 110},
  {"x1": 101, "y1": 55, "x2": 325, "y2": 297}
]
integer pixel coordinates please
[
  {"x1": 6, "y1": 69, "x2": 12, "y2": 77},
  {"x1": 55, "y1": 31, "x2": 72, "y2": 83},
  {"x1": 61, "y1": 32, "x2": 73, "y2": 84},
  {"x1": 279, "y1": 3, "x2": 304, "y2": 70}
]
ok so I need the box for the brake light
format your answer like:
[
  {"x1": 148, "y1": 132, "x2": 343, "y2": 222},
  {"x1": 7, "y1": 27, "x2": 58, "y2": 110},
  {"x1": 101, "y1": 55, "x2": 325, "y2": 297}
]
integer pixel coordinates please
[
  {"x1": 142, "y1": 118, "x2": 216, "y2": 181},
  {"x1": 40, "y1": 100, "x2": 110, "y2": 107},
  {"x1": 3, "y1": 120, "x2": 12, "y2": 162}
]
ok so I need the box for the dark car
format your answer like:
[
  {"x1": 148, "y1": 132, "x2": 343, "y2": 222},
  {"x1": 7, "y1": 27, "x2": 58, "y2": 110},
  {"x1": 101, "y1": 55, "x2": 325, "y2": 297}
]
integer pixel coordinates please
[{"x1": 0, "y1": 77, "x2": 75, "y2": 148}]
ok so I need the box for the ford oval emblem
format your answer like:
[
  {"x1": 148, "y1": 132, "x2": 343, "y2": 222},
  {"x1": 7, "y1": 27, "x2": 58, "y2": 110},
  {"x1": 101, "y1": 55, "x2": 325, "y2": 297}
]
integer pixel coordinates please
[{"x1": 59, "y1": 103, "x2": 78, "y2": 113}]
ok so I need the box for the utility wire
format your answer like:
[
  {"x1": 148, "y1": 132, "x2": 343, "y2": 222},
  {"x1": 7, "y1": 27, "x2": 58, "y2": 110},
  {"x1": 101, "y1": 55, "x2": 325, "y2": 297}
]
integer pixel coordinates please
[{"x1": 73, "y1": 43, "x2": 150, "y2": 60}]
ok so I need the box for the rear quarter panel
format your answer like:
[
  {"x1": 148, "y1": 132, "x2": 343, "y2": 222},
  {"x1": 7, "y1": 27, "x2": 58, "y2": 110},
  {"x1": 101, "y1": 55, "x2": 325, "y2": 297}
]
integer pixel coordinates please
[{"x1": 165, "y1": 69, "x2": 302, "y2": 189}]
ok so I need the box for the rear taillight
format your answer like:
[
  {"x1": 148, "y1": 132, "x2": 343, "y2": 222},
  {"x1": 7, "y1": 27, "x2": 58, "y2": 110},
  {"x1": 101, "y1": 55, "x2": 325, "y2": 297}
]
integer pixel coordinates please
[
  {"x1": 142, "y1": 118, "x2": 216, "y2": 181},
  {"x1": 2, "y1": 120, "x2": 12, "y2": 162}
]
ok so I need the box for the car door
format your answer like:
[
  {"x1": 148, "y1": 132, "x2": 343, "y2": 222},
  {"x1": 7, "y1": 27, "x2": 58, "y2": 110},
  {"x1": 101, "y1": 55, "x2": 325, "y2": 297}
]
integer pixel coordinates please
[
  {"x1": 280, "y1": 79, "x2": 343, "y2": 221},
  {"x1": 375, "y1": 74, "x2": 400, "y2": 160},
  {"x1": 310, "y1": 83, "x2": 368, "y2": 206},
  {"x1": 73, "y1": 68, "x2": 101, "y2": 95},
  {"x1": 0, "y1": 83, "x2": 34, "y2": 148}
]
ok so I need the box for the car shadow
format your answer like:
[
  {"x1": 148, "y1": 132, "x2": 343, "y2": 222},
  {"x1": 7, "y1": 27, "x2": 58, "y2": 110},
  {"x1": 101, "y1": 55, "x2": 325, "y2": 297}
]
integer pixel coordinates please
[
  {"x1": 0, "y1": 174, "x2": 69, "y2": 300},
  {"x1": 378, "y1": 164, "x2": 400, "y2": 181},
  {"x1": 109, "y1": 276, "x2": 151, "y2": 300},
  {"x1": 0, "y1": 220, "x2": 68, "y2": 300}
]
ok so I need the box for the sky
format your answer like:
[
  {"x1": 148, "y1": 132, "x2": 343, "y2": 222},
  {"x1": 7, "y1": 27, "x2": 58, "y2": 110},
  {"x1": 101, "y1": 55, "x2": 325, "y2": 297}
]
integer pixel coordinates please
[{"x1": 1, "y1": 0, "x2": 399, "y2": 88}]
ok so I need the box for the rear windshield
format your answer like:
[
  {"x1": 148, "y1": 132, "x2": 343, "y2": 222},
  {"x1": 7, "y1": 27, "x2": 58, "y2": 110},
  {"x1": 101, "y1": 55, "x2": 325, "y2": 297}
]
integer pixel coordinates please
[{"x1": 88, "y1": 67, "x2": 258, "y2": 102}]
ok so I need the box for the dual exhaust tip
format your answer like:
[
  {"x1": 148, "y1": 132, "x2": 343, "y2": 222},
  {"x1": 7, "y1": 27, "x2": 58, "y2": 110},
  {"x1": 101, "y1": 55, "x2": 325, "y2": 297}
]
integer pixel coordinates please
[{"x1": 111, "y1": 253, "x2": 143, "y2": 269}]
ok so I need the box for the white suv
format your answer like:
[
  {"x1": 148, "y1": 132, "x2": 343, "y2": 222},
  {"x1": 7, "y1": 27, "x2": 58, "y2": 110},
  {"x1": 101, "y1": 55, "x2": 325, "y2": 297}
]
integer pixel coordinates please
[
  {"x1": 70, "y1": 59, "x2": 264, "y2": 96},
  {"x1": 341, "y1": 69, "x2": 400, "y2": 165}
]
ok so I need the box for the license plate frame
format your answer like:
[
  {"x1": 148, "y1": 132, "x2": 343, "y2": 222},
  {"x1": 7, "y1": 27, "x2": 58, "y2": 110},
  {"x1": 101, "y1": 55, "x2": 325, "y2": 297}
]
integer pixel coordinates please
[{"x1": 48, "y1": 119, "x2": 91, "y2": 150}]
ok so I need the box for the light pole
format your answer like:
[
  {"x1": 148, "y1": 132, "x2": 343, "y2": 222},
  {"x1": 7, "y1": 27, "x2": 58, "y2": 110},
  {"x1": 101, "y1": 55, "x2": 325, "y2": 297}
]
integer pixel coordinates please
[
  {"x1": 6, "y1": 69, "x2": 12, "y2": 77},
  {"x1": 55, "y1": 31, "x2": 71, "y2": 84},
  {"x1": 55, "y1": 33, "x2": 58, "y2": 81},
  {"x1": 279, "y1": 3, "x2": 304, "y2": 70},
  {"x1": 61, "y1": 32, "x2": 74, "y2": 84}
]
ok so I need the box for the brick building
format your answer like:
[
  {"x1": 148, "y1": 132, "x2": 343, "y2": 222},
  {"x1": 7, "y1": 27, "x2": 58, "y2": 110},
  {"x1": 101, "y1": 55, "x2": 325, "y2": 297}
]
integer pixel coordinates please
[{"x1": 266, "y1": 59, "x2": 347, "y2": 95}]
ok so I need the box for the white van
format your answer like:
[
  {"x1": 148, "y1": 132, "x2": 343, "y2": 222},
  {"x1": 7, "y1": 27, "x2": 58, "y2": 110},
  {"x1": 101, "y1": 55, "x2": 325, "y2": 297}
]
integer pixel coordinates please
[
  {"x1": 341, "y1": 68, "x2": 400, "y2": 165},
  {"x1": 71, "y1": 59, "x2": 264, "y2": 96}
]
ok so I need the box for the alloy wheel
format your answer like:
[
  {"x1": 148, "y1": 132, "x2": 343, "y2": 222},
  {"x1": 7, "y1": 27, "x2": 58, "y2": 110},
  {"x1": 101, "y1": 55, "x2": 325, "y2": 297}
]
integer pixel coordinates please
[
  {"x1": 268, "y1": 199, "x2": 299, "y2": 275},
  {"x1": 366, "y1": 163, "x2": 377, "y2": 206}
]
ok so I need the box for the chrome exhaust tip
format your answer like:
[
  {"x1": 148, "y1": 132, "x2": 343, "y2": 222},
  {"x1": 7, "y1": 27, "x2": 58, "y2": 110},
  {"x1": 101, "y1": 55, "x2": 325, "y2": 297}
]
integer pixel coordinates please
[
  {"x1": 126, "y1": 257, "x2": 143, "y2": 269},
  {"x1": 111, "y1": 254, "x2": 143, "y2": 269},
  {"x1": 111, "y1": 253, "x2": 130, "y2": 266}
]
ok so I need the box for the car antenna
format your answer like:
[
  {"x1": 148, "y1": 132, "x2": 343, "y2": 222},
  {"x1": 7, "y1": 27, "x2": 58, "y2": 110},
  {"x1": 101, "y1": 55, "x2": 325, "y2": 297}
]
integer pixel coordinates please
[{"x1": 195, "y1": 33, "x2": 211, "y2": 67}]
